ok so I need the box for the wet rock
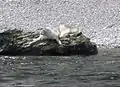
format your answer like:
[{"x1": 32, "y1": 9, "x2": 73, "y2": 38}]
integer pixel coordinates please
[{"x1": 0, "y1": 29, "x2": 98, "y2": 56}]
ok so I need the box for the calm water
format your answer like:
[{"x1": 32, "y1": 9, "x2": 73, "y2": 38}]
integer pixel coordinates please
[{"x1": 0, "y1": 48, "x2": 120, "y2": 87}]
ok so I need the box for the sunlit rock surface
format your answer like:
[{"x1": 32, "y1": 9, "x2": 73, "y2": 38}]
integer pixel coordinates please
[{"x1": 0, "y1": 28, "x2": 98, "y2": 56}]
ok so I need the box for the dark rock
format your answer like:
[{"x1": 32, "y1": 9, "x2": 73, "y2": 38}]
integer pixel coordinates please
[{"x1": 0, "y1": 29, "x2": 98, "y2": 56}]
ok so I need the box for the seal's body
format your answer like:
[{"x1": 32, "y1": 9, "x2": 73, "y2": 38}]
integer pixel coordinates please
[
  {"x1": 40, "y1": 27, "x2": 62, "y2": 45},
  {"x1": 28, "y1": 24, "x2": 81, "y2": 46}
]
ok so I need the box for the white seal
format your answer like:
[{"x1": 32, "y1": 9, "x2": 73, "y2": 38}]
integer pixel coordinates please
[
  {"x1": 28, "y1": 27, "x2": 62, "y2": 46},
  {"x1": 27, "y1": 24, "x2": 82, "y2": 46},
  {"x1": 40, "y1": 27, "x2": 62, "y2": 45}
]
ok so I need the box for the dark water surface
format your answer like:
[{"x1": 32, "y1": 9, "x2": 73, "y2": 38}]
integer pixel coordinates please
[{"x1": 0, "y1": 48, "x2": 120, "y2": 87}]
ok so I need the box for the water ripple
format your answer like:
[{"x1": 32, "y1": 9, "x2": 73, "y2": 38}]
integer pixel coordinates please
[{"x1": 0, "y1": 51, "x2": 120, "y2": 87}]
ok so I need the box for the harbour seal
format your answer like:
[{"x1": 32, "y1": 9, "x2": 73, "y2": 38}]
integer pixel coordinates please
[
  {"x1": 27, "y1": 24, "x2": 81, "y2": 46},
  {"x1": 40, "y1": 27, "x2": 62, "y2": 45},
  {"x1": 28, "y1": 27, "x2": 62, "y2": 46}
]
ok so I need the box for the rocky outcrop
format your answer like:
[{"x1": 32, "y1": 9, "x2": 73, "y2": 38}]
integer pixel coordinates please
[{"x1": 0, "y1": 29, "x2": 98, "y2": 56}]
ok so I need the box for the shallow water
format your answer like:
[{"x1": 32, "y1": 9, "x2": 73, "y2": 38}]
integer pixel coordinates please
[{"x1": 0, "y1": 48, "x2": 120, "y2": 87}]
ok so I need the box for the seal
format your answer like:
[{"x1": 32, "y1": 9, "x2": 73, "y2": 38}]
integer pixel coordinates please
[
  {"x1": 40, "y1": 27, "x2": 62, "y2": 45},
  {"x1": 27, "y1": 24, "x2": 82, "y2": 46},
  {"x1": 28, "y1": 27, "x2": 62, "y2": 46}
]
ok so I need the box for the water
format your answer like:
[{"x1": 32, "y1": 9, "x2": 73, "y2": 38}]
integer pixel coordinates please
[{"x1": 0, "y1": 48, "x2": 120, "y2": 87}]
